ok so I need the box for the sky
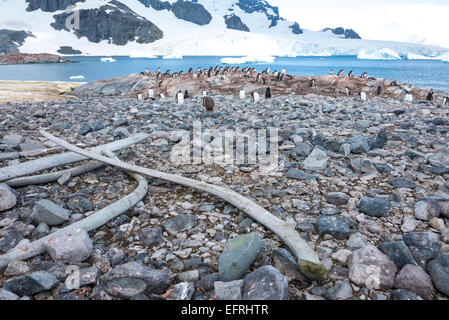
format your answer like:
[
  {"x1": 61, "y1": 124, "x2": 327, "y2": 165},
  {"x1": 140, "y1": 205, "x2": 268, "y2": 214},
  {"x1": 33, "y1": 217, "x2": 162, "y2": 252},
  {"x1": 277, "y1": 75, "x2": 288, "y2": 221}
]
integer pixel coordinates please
[{"x1": 270, "y1": 0, "x2": 449, "y2": 48}]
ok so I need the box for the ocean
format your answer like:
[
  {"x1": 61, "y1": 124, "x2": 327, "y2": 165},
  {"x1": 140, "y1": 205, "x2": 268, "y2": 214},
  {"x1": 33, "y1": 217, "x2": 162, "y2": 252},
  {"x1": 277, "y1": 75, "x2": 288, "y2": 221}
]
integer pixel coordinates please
[{"x1": 1, "y1": 56, "x2": 448, "y2": 92}]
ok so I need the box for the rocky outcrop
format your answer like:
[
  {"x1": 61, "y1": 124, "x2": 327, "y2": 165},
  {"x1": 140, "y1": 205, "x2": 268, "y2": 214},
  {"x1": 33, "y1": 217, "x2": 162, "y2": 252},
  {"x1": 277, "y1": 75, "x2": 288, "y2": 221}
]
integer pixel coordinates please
[
  {"x1": 51, "y1": 1, "x2": 163, "y2": 45},
  {"x1": 323, "y1": 27, "x2": 362, "y2": 39},
  {"x1": 289, "y1": 22, "x2": 303, "y2": 35},
  {"x1": 57, "y1": 46, "x2": 82, "y2": 55},
  {"x1": 224, "y1": 14, "x2": 250, "y2": 32},
  {"x1": 236, "y1": 0, "x2": 282, "y2": 27},
  {"x1": 0, "y1": 29, "x2": 35, "y2": 54},
  {"x1": 138, "y1": 0, "x2": 212, "y2": 26},
  {"x1": 26, "y1": 0, "x2": 85, "y2": 12},
  {"x1": 0, "y1": 53, "x2": 69, "y2": 65}
]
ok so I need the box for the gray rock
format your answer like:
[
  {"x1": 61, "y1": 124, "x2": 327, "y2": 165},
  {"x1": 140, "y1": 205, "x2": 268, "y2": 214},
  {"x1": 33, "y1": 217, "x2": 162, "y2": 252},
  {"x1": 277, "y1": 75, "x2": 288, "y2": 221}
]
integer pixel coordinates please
[
  {"x1": 317, "y1": 216, "x2": 350, "y2": 240},
  {"x1": 441, "y1": 202, "x2": 449, "y2": 218},
  {"x1": 394, "y1": 264, "x2": 435, "y2": 299},
  {"x1": 345, "y1": 135, "x2": 371, "y2": 154},
  {"x1": 44, "y1": 229, "x2": 93, "y2": 264},
  {"x1": 101, "y1": 261, "x2": 171, "y2": 299},
  {"x1": 392, "y1": 289, "x2": 423, "y2": 300},
  {"x1": 403, "y1": 232, "x2": 441, "y2": 268},
  {"x1": 326, "y1": 192, "x2": 349, "y2": 206},
  {"x1": 301, "y1": 147, "x2": 328, "y2": 171},
  {"x1": 162, "y1": 214, "x2": 198, "y2": 235},
  {"x1": 5, "y1": 260, "x2": 29, "y2": 276},
  {"x1": 31, "y1": 199, "x2": 70, "y2": 226},
  {"x1": 389, "y1": 177, "x2": 416, "y2": 189},
  {"x1": 168, "y1": 282, "x2": 194, "y2": 300},
  {"x1": 378, "y1": 241, "x2": 417, "y2": 270},
  {"x1": 19, "y1": 140, "x2": 46, "y2": 152},
  {"x1": 414, "y1": 200, "x2": 440, "y2": 221},
  {"x1": 2, "y1": 134, "x2": 24, "y2": 146},
  {"x1": 0, "y1": 288, "x2": 20, "y2": 300},
  {"x1": 219, "y1": 233, "x2": 262, "y2": 282},
  {"x1": 140, "y1": 227, "x2": 162, "y2": 247},
  {"x1": 348, "y1": 245, "x2": 397, "y2": 290},
  {"x1": 0, "y1": 183, "x2": 16, "y2": 212},
  {"x1": 291, "y1": 142, "x2": 312, "y2": 158},
  {"x1": 346, "y1": 232, "x2": 370, "y2": 250},
  {"x1": 3, "y1": 271, "x2": 59, "y2": 296},
  {"x1": 428, "y1": 255, "x2": 449, "y2": 297},
  {"x1": 359, "y1": 197, "x2": 391, "y2": 217},
  {"x1": 273, "y1": 248, "x2": 308, "y2": 283},
  {"x1": 214, "y1": 280, "x2": 243, "y2": 300},
  {"x1": 242, "y1": 266, "x2": 288, "y2": 300},
  {"x1": 326, "y1": 280, "x2": 353, "y2": 300},
  {"x1": 285, "y1": 168, "x2": 318, "y2": 181}
]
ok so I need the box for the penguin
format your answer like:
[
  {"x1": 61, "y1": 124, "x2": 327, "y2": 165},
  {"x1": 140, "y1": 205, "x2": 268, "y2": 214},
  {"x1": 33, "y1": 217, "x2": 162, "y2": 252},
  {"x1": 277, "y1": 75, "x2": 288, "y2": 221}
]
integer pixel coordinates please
[
  {"x1": 256, "y1": 74, "x2": 261, "y2": 83},
  {"x1": 272, "y1": 70, "x2": 279, "y2": 77},
  {"x1": 188, "y1": 67, "x2": 193, "y2": 74},
  {"x1": 196, "y1": 67, "x2": 201, "y2": 73},
  {"x1": 159, "y1": 93, "x2": 165, "y2": 99},
  {"x1": 348, "y1": 70, "x2": 354, "y2": 77},
  {"x1": 265, "y1": 87, "x2": 272, "y2": 99},
  {"x1": 179, "y1": 71, "x2": 184, "y2": 75},
  {"x1": 441, "y1": 96, "x2": 448, "y2": 105},
  {"x1": 390, "y1": 81, "x2": 398, "y2": 87},
  {"x1": 361, "y1": 72, "x2": 367, "y2": 78},
  {"x1": 172, "y1": 72, "x2": 179, "y2": 77},
  {"x1": 329, "y1": 69, "x2": 334, "y2": 75},
  {"x1": 175, "y1": 90, "x2": 184, "y2": 104},
  {"x1": 148, "y1": 89, "x2": 154, "y2": 98},
  {"x1": 159, "y1": 81, "x2": 164, "y2": 88},
  {"x1": 426, "y1": 90, "x2": 434, "y2": 101},
  {"x1": 215, "y1": 70, "x2": 220, "y2": 76},
  {"x1": 156, "y1": 72, "x2": 162, "y2": 80},
  {"x1": 360, "y1": 92, "x2": 367, "y2": 101},
  {"x1": 145, "y1": 68, "x2": 150, "y2": 75},
  {"x1": 345, "y1": 88, "x2": 351, "y2": 96},
  {"x1": 164, "y1": 70, "x2": 171, "y2": 76},
  {"x1": 239, "y1": 90, "x2": 246, "y2": 100},
  {"x1": 235, "y1": 66, "x2": 240, "y2": 73},
  {"x1": 202, "y1": 90, "x2": 208, "y2": 97},
  {"x1": 377, "y1": 86, "x2": 382, "y2": 95},
  {"x1": 184, "y1": 90, "x2": 189, "y2": 99},
  {"x1": 309, "y1": 79, "x2": 316, "y2": 87},
  {"x1": 156, "y1": 67, "x2": 161, "y2": 73},
  {"x1": 207, "y1": 69, "x2": 211, "y2": 78},
  {"x1": 251, "y1": 92, "x2": 260, "y2": 103},
  {"x1": 368, "y1": 77, "x2": 376, "y2": 81},
  {"x1": 262, "y1": 78, "x2": 267, "y2": 85},
  {"x1": 203, "y1": 96, "x2": 215, "y2": 112},
  {"x1": 337, "y1": 69, "x2": 344, "y2": 76},
  {"x1": 281, "y1": 68, "x2": 286, "y2": 75}
]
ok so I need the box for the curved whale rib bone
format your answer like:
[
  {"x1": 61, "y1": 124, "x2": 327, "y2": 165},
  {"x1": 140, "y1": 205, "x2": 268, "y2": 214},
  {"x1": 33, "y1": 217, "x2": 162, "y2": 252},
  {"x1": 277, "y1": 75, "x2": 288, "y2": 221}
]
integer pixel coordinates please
[
  {"x1": 0, "y1": 133, "x2": 150, "y2": 183},
  {"x1": 40, "y1": 130, "x2": 328, "y2": 282},
  {"x1": 0, "y1": 151, "x2": 148, "y2": 268}
]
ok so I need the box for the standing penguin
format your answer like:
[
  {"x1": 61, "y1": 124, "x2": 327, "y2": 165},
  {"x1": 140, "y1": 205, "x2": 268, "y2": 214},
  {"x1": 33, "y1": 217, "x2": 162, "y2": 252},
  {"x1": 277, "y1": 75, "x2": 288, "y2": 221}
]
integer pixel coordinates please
[
  {"x1": 281, "y1": 68, "x2": 286, "y2": 75},
  {"x1": 203, "y1": 96, "x2": 215, "y2": 112},
  {"x1": 175, "y1": 90, "x2": 184, "y2": 104},
  {"x1": 251, "y1": 92, "x2": 260, "y2": 103},
  {"x1": 443, "y1": 96, "x2": 449, "y2": 105},
  {"x1": 377, "y1": 86, "x2": 382, "y2": 95},
  {"x1": 310, "y1": 79, "x2": 316, "y2": 87},
  {"x1": 337, "y1": 69, "x2": 344, "y2": 76},
  {"x1": 329, "y1": 69, "x2": 334, "y2": 75},
  {"x1": 265, "y1": 87, "x2": 272, "y2": 99},
  {"x1": 348, "y1": 70, "x2": 354, "y2": 77},
  {"x1": 345, "y1": 88, "x2": 351, "y2": 96},
  {"x1": 145, "y1": 68, "x2": 150, "y2": 75},
  {"x1": 361, "y1": 72, "x2": 368, "y2": 78},
  {"x1": 426, "y1": 90, "x2": 434, "y2": 101},
  {"x1": 156, "y1": 67, "x2": 161, "y2": 73},
  {"x1": 184, "y1": 90, "x2": 189, "y2": 99}
]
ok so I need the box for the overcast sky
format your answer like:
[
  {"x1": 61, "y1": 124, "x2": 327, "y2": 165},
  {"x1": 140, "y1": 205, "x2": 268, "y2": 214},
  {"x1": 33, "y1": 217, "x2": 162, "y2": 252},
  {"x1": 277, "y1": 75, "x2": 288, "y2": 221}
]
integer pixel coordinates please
[{"x1": 270, "y1": 0, "x2": 449, "y2": 48}]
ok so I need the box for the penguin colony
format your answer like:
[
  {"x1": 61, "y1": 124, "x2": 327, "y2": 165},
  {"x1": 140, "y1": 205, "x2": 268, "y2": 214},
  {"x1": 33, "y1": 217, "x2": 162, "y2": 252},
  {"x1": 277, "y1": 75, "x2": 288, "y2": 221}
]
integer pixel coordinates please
[{"x1": 137, "y1": 66, "x2": 444, "y2": 110}]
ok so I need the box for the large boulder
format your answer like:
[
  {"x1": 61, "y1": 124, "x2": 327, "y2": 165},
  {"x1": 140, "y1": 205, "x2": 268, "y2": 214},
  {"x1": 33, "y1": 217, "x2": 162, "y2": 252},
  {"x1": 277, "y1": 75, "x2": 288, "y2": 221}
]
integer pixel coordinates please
[{"x1": 44, "y1": 229, "x2": 93, "y2": 264}]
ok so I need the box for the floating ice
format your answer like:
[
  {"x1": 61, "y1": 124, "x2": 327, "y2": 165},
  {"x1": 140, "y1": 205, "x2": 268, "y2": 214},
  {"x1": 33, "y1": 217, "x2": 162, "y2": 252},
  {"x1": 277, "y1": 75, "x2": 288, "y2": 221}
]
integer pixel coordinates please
[
  {"x1": 162, "y1": 54, "x2": 183, "y2": 59},
  {"x1": 357, "y1": 48, "x2": 401, "y2": 60},
  {"x1": 101, "y1": 57, "x2": 116, "y2": 62},
  {"x1": 436, "y1": 52, "x2": 449, "y2": 63},
  {"x1": 69, "y1": 75, "x2": 85, "y2": 80}
]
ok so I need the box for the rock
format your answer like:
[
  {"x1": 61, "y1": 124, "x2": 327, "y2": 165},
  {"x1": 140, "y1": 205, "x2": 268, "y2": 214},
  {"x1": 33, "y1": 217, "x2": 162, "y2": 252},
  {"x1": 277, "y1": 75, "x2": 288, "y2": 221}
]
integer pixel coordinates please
[
  {"x1": 162, "y1": 214, "x2": 198, "y2": 235},
  {"x1": 219, "y1": 233, "x2": 262, "y2": 282},
  {"x1": 2, "y1": 134, "x2": 24, "y2": 146},
  {"x1": 291, "y1": 142, "x2": 312, "y2": 158},
  {"x1": 347, "y1": 245, "x2": 397, "y2": 290},
  {"x1": 301, "y1": 147, "x2": 328, "y2": 171},
  {"x1": 414, "y1": 200, "x2": 440, "y2": 221},
  {"x1": 273, "y1": 248, "x2": 308, "y2": 283},
  {"x1": 140, "y1": 227, "x2": 162, "y2": 247},
  {"x1": 19, "y1": 140, "x2": 46, "y2": 152},
  {"x1": 346, "y1": 233, "x2": 370, "y2": 250},
  {"x1": 345, "y1": 135, "x2": 371, "y2": 154},
  {"x1": 44, "y1": 229, "x2": 93, "y2": 264},
  {"x1": 168, "y1": 282, "x2": 194, "y2": 300},
  {"x1": 285, "y1": 169, "x2": 318, "y2": 181},
  {"x1": 389, "y1": 177, "x2": 416, "y2": 189},
  {"x1": 378, "y1": 241, "x2": 416, "y2": 270},
  {"x1": 0, "y1": 183, "x2": 16, "y2": 212},
  {"x1": 428, "y1": 255, "x2": 449, "y2": 297},
  {"x1": 31, "y1": 200, "x2": 70, "y2": 226},
  {"x1": 394, "y1": 264, "x2": 435, "y2": 299},
  {"x1": 214, "y1": 280, "x2": 243, "y2": 300},
  {"x1": 5, "y1": 260, "x2": 29, "y2": 276},
  {"x1": 359, "y1": 197, "x2": 390, "y2": 217},
  {"x1": 441, "y1": 202, "x2": 449, "y2": 218},
  {"x1": 429, "y1": 218, "x2": 446, "y2": 231},
  {"x1": 176, "y1": 270, "x2": 200, "y2": 283},
  {"x1": 3, "y1": 271, "x2": 59, "y2": 296},
  {"x1": 392, "y1": 289, "x2": 423, "y2": 300},
  {"x1": 242, "y1": 266, "x2": 288, "y2": 300},
  {"x1": 317, "y1": 216, "x2": 350, "y2": 240},
  {"x1": 326, "y1": 192, "x2": 349, "y2": 206},
  {"x1": 101, "y1": 261, "x2": 171, "y2": 299},
  {"x1": 401, "y1": 217, "x2": 418, "y2": 233},
  {"x1": 403, "y1": 232, "x2": 441, "y2": 268},
  {"x1": 331, "y1": 249, "x2": 352, "y2": 265},
  {"x1": 196, "y1": 273, "x2": 220, "y2": 291},
  {"x1": 0, "y1": 288, "x2": 20, "y2": 300},
  {"x1": 325, "y1": 280, "x2": 353, "y2": 300}
]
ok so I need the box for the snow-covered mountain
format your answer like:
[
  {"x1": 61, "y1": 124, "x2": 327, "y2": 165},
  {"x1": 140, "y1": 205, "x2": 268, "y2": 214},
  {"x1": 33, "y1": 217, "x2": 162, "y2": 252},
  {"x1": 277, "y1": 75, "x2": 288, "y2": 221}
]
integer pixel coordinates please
[{"x1": 0, "y1": 0, "x2": 448, "y2": 58}]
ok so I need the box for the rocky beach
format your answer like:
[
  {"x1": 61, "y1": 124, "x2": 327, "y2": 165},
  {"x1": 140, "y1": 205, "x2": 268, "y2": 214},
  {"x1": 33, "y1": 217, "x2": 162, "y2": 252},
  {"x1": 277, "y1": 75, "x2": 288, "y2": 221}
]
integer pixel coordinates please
[{"x1": 0, "y1": 71, "x2": 449, "y2": 301}]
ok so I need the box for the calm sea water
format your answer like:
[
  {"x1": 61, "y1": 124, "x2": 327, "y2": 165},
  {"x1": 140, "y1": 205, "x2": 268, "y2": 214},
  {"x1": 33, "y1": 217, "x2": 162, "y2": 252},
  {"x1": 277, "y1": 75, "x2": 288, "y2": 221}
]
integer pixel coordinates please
[{"x1": 1, "y1": 56, "x2": 448, "y2": 92}]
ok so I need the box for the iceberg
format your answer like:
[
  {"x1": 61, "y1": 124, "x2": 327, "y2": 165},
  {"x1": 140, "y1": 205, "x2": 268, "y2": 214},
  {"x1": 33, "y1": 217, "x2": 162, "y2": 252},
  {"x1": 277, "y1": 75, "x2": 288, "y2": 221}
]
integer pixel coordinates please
[
  {"x1": 405, "y1": 52, "x2": 435, "y2": 60},
  {"x1": 357, "y1": 48, "x2": 401, "y2": 60},
  {"x1": 436, "y1": 52, "x2": 449, "y2": 63},
  {"x1": 101, "y1": 57, "x2": 116, "y2": 62},
  {"x1": 162, "y1": 54, "x2": 183, "y2": 59},
  {"x1": 221, "y1": 55, "x2": 276, "y2": 64},
  {"x1": 69, "y1": 75, "x2": 85, "y2": 80}
]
